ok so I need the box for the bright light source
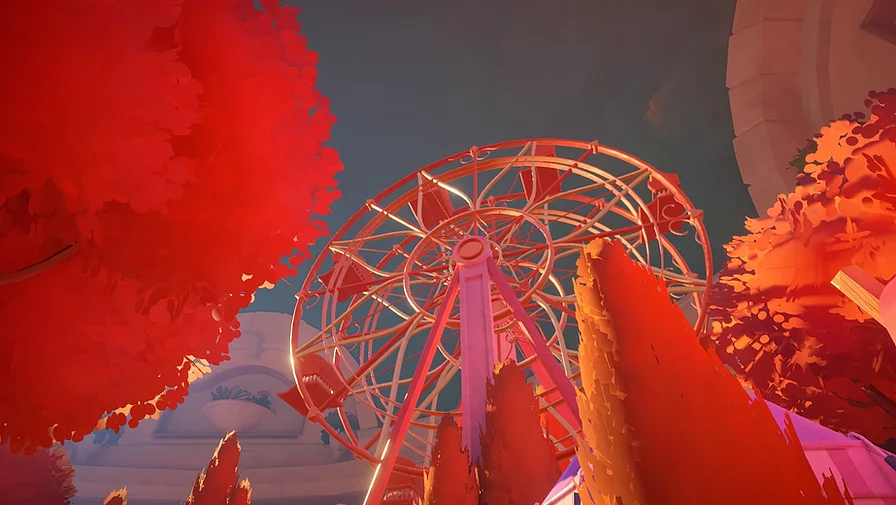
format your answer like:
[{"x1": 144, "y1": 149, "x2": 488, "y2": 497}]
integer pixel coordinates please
[{"x1": 362, "y1": 439, "x2": 391, "y2": 505}]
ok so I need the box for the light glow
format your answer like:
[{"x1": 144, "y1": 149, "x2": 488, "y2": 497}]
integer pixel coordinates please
[{"x1": 363, "y1": 439, "x2": 392, "y2": 505}]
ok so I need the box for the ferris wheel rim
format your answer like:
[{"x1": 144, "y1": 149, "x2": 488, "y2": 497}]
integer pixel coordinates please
[
  {"x1": 290, "y1": 138, "x2": 713, "y2": 362},
  {"x1": 293, "y1": 138, "x2": 711, "y2": 313}
]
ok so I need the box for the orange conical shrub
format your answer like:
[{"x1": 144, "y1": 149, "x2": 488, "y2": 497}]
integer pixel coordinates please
[
  {"x1": 102, "y1": 488, "x2": 127, "y2": 505},
  {"x1": 479, "y1": 360, "x2": 560, "y2": 505},
  {"x1": 574, "y1": 239, "x2": 851, "y2": 505},
  {"x1": 574, "y1": 240, "x2": 647, "y2": 505},
  {"x1": 420, "y1": 415, "x2": 479, "y2": 505}
]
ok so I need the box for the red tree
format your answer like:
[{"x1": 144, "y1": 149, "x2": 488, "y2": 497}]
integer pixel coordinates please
[
  {"x1": 479, "y1": 360, "x2": 559, "y2": 505},
  {"x1": 0, "y1": 446, "x2": 76, "y2": 505},
  {"x1": 98, "y1": 432, "x2": 252, "y2": 505},
  {"x1": 710, "y1": 89, "x2": 896, "y2": 442},
  {"x1": 183, "y1": 432, "x2": 252, "y2": 505},
  {"x1": 420, "y1": 416, "x2": 479, "y2": 505},
  {"x1": 575, "y1": 239, "x2": 851, "y2": 504},
  {"x1": 0, "y1": 0, "x2": 340, "y2": 453}
]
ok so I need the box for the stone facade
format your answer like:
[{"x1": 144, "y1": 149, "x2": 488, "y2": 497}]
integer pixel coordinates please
[
  {"x1": 68, "y1": 312, "x2": 377, "y2": 505},
  {"x1": 728, "y1": 0, "x2": 896, "y2": 214}
]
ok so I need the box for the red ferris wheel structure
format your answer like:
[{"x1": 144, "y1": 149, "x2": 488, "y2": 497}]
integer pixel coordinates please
[{"x1": 279, "y1": 139, "x2": 713, "y2": 505}]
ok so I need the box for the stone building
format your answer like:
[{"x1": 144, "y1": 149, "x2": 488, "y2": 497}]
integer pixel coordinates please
[
  {"x1": 68, "y1": 312, "x2": 376, "y2": 505},
  {"x1": 728, "y1": 0, "x2": 896, "y2": 213}
]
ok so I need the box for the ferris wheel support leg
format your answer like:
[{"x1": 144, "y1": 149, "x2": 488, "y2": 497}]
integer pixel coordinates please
[
  {"x1": 456, "y1": 244, "x2": 498, "y2": 465},
  {"x1": 362, "y1": 272, "x2": 460, "y2": 505},
  {"x1": 486, "y1": 257, "x2": 582, "y2": 430}
]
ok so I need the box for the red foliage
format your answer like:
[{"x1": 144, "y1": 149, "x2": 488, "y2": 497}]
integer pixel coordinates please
[
  {"x1": 184, "y1": 431, "x2": 252, "y2": 505},
  {"x1": 479, "y1": 360, "x2": 559, "y2": 505},
  {"x1": 710, "y1": 89, "x2": 896, "y2": 442},
  {"x1": 575, "y1": 239, "x2": 850, "y2": 504},
  {"x1": 0, "y1": 0, "x2": 340, "y2": 452},
  {"x1": 0, "y1": 445, "x2": 76, "y2": 505},
  {"x1": 95, "y1": 433, "x2": 251, "y2": 505},
  {"x1": 420, "y1": 416, "x2": 479, "y2": 505}
]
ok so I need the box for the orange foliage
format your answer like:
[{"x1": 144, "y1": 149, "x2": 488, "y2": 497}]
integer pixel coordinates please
[
  {"x1": 102, "y1": 489, "x2": 127, "y2": 505},
  {"x1": 575, "y1": 239, "x2": 850, "y2": 504},
  {"x1": 574, "y1": 240, "x2": 647, "y2": 504},
  {"x1": 710, "y1": 89, "x2": 896, "y2": 442},
  {"x1": 479, "y1": 360, "x2": 559, "y2": 505},
  {"x1": 420, "y1": 416, "x2": 478, "y2": 505}
]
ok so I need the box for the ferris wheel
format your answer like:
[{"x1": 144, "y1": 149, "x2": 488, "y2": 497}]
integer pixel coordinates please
[{"x1": 280, "y1": 139, "x2": 712, "y2": 505}]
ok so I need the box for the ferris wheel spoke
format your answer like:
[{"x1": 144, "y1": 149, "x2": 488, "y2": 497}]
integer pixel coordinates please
[
  {"x1": 474, "y1": 142, "x2": 534, "y2": 208},
  {"x1": 356, "y1": 277, "x2": 432, "y2": 322},
  {"x1": 353, "y1": 360, "x2": 457, "y2": 406},
  {"x1": 300, "y1": 320, "x2": 420, "y2": 357},
  {"x1": 330, "y1": 230, "x2": 420, "y2": 250},
  {"x1": 521, "y1": 168, "x2": 649, "y2": 213},
  {"x1": 388, "y1": 243, "x2": 443, "y2": 279},
  {"x1": 532, "y1": 294, "x2": 571, "y2": 375},
  {"x1": 559, "y1": 172, "x2": 650, "y2": 243},
  {"x1": 366, "y1": 200, "x2": 451, "y2": 248},
  {"x1": 419, "y1": 170, "x2": 473, "y2": 208},
  {"x1": 654, "y1": 267, "x2": 706, "y2": 287},
  {"x1": 498, "y1": 218, "x2": 673, "y2": 263},
  {"x1": 415, "y1": 359, "x2": 461, "y2": 418},
  {"x1": 325, "y1": 248, "x2": 393, "y2": 277},
  {"x1": 666, "y1": 285, "x2": 706, "y2": 294},
  {"x1": 352, "y1": 346, "x2": 457, "y2": 402},
  {"x1": 374, "y1": 328, "x2": 412, "y2": 447},
  {"x1": 500, "y1": 220, "x2": 549, "y2": 254},
  {"x1": 356, "y1": 391, "x2": 440, "y2": 433}
]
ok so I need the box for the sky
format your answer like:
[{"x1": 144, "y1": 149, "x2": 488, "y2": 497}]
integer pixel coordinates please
[{"x1": 250, "y1": 0, "x2": 757, "y2": 315}]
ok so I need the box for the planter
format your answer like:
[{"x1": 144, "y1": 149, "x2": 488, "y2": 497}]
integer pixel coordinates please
[{"x1": 201, "y1": 399, "x2": 274, "y2": 434}]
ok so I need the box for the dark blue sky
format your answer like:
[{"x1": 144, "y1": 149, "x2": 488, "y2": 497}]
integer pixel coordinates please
[{"x1": 251, "y1": 0, "x2": 756, "y2": 314}]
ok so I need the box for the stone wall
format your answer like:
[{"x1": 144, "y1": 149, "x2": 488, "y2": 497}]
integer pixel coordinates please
[
  {"x1": 68, "y1": 312, "x2": 374, "y2": 505},
  {"x1": 727, "y1": 0, "x2": 896, "y2": 214}
]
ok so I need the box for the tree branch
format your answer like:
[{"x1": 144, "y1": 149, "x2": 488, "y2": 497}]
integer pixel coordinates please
[{"x1": 0, "y1": 243, "x2": 77, "y2": 285}]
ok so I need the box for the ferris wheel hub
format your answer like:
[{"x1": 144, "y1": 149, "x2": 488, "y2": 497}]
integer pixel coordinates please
[{"x1": 452, "y1": 235, "x2": 493, "y2": 265}]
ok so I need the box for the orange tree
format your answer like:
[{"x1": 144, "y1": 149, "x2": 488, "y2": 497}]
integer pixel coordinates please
[
  {"x1": 710, "y1": 89, "x2": 896, "y2": 442},
  {"x1": 576, "y1": 239, "x2": 850, "y2": 504},
  {"x1": 0, "y1": 0, "x2": 340, "y2": 453}
]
